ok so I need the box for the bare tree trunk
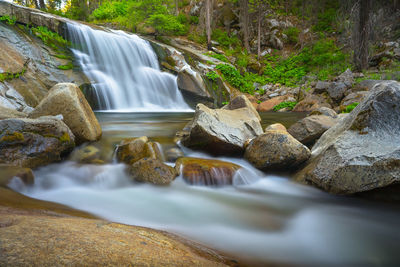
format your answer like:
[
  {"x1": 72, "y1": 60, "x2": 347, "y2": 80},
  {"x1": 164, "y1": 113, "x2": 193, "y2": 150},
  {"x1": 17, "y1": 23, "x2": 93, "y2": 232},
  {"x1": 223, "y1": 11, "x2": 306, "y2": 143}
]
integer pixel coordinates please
[
  {"x1": 175, "y1": 0, "x2": 179, "y2": 16},
  {"x1": 239, "y1": 0, "x2": 250, "y2": 53},
  {"x1": 354, "y1": 0, "x2": 372, "y2": 71},
  {"x1": 257, "y1": 9, "x2": 261, "y2": 59},
  {"x1": 33, "y1": 0, "x2": 40, "y2": 9},
  {"x1": 205, "y1": 0, "x2": 212, "y2": 50}
]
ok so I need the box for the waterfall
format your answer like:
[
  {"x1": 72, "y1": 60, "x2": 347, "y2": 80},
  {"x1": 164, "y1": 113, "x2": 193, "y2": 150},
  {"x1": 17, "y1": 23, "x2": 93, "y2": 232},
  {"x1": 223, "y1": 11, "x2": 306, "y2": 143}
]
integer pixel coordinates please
[{"x1": 66, "y1": 23, "x2": 191, "y2": 112}]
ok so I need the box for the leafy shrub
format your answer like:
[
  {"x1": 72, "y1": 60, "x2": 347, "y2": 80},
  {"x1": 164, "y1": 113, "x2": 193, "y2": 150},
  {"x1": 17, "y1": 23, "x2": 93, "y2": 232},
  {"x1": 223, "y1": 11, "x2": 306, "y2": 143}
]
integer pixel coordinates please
[
  {"x1": 189, "y1": 15, "x2": 199, "y2": 24},
  {"x1": 0, "y1": 15, "x2": 16, "y2": 25},
  {"x1": 205, "y1": 52, "x2": 229, "y2": 63},
  {"x1": 284, "y1": 27, "x2": 300, "y2": 44},
  {"x1": 147, "y1": 14, "x2": 187, "y2": 35},
  {"x1": 211, "y1": 29, "x2": 240, "y2": 49},
  {"x1": 342, "y1": 102, "x2": 358, "y2": 113},
  {"x1": 273, "y1": 101, "x2": 297, "y2": 111},
  {"x1": 216, "y1": 64, "x2": 254, "y2": 94},
  {"x1": 206, "y1": 71, "x2": 219, "y2": 81},
  {"x1": 32, "y1": 26, "x2": 69, "y2": 49},
  {"x1": 91, "y1": 1, "x2": 128, "y2": 20}
]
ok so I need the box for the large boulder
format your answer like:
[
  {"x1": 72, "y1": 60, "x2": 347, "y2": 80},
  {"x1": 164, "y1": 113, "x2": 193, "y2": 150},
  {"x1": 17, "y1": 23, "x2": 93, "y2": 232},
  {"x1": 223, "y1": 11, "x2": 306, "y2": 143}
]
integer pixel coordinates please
[
  {"x1": 177, "y1": 68, "x2": 212, "y2": 103},
  {"x1": 257, "y1": 96, "x2": 287, "y2": 112},
  {"x1": 128, "y1": 158, "x2": 177, "y2": 186},
  {"x1": 0, "y1": 116, "x2": 75, "y2": 168},
  {"x1": 293, "y1": 94, "x2": 332, "y2": 112},
  {"x1": 295, "y1": 81, "x2": 400, "y2": 195},
  {"x1": 288, "y1": 115, "x2": 338, "y2": 146},
  {"x1": 222, "y1": 94, "x2": 261, "y2": 121},
  {"x1": 29, "y1": 83, "x2": 101, "y2": 144},
  {"x1": 245, "y1": 124, "x2": 311, "y2": 171},
  {"x1": 175, "y1": 157, "x2": 241, "y2": 186},
  {"x1": 181, "y1": 103, "x2": 263, "y2": 155}
]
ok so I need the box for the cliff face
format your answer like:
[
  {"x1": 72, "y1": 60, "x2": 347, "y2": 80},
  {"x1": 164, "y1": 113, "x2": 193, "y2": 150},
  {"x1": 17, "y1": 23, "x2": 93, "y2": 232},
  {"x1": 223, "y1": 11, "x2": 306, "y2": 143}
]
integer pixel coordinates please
[{"x1": 0, "y1": 1, "x2": 88, "y2": 111}]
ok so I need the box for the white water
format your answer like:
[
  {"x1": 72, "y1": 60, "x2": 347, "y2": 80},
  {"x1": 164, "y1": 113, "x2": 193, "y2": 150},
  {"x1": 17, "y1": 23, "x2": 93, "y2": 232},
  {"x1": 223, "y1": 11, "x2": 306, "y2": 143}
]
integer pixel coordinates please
[
  {"x1": 66, "y1": 23, "x2": 191, "y2": 112},
  {"x1": 12, "y1": 153, "x2": 400, "y2": 266}
]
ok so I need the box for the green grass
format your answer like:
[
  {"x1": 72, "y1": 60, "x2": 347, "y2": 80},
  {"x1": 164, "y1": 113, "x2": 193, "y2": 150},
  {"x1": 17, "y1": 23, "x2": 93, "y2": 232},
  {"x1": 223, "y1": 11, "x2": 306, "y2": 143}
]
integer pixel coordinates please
[
  {"x1": 0, "y1": 15, "x2": 16, "y2": 25},
  {"x1": 342, "y1": 102, "x2": 358, "y2": 113},
  {"x1": 273, "y1": 101, "x2": 298, "y2": 112},
  {"x1": 57, "y1": 63, "x2": 74, "y2": 70}
]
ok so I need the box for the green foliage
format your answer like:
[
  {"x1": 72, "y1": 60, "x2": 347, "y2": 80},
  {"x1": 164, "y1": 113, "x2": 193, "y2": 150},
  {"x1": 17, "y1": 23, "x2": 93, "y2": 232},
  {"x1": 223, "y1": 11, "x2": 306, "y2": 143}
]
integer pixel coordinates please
[
  {"x1": 31, "y1": 26, "x2": 69, "y2": 49},
  {"x1": 189, "y1": 15, "x2": 199, "y2": 25},
  {"x1": 342, "y1": 102, "x2": 359, "y2": 113},
  {"x1": 147, "y1": 14, "x2": 188, "y2": 35},
  {"x1": 0, "y1": 15, "x2": 16, "y2": 25},
  {"x1": 216, "y1": 64, "x2": 254, "y2": 94},
  {"x1": 211, "y1": 29, "x2": 240, "y2": 49},
  {"x1": 205, "y1": 52, "x2": 229, "y2": 63},
  {"x1": 263, "y1": 38, "x2": 349, "y2": 86},
  {"x1": 273, "y1": 101, "x2": 298, "y2": 112},
  {"x1": 188, "y1": 32, "x2": 206, "y2": 44},
  {"x1": 221, "y1": 101, "x2": 229, "y2": 105},
  {"x1": 206, "y1": 71, "x2": 219, "y2": 81},
  {"x1": 91, "y1": 1, "x2": 128, "y2": 20},
  {"x1": 284, "y1": 27, "x2": 300, "y2": 44},
  {"x1": 0, "y1": 68, "x2": 26, "y2": 82},
  {"x1": 57, "y1": 63, "x2": 74, "y2": 70}
]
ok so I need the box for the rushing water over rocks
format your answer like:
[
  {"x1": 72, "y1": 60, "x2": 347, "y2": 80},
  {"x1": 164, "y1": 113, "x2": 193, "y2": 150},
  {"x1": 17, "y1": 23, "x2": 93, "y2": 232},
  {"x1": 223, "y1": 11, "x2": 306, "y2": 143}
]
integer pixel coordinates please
[
  {"x1": 66, "y1": 23, "x2": 191, "y2": 112},
  {"x1": 11, "y1": 112, "x2": 400, "y2": 266}
]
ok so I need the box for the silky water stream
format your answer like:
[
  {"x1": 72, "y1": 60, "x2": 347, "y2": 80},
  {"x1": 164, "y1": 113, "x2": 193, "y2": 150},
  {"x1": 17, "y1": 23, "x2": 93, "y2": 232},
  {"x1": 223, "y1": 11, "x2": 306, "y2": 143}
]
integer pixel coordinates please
[{"x1": 11, "y1": 112, "x2": 400, "y2": 266}]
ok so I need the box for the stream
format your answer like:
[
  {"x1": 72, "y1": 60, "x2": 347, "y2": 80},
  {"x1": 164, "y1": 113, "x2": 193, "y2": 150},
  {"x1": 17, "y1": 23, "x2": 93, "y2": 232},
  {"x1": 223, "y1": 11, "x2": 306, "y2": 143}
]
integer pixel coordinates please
[{"x1": 11, "y1": 112, "x2": 400, "y2": 266}]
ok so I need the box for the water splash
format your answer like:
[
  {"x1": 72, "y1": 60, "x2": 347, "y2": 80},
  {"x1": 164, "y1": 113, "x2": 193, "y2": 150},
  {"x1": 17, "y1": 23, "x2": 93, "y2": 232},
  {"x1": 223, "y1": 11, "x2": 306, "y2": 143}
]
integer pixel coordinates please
[{"x1": 66, "y1": 23, "x2": 192, "y2": 112}]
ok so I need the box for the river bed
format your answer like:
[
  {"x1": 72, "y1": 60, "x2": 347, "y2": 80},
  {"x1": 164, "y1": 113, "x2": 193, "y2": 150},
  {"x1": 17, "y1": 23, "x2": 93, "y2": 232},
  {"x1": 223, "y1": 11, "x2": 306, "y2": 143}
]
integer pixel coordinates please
[{"x1": 11, "y1": 112, "x2": 400, "y2": 266}]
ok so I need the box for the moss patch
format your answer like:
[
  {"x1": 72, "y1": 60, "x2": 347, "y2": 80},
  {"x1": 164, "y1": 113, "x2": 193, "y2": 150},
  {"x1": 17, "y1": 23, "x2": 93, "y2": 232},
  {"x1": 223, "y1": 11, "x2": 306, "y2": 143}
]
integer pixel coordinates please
[{"x1": 0, "y1": 132, "x2": 25, "y2": 142}]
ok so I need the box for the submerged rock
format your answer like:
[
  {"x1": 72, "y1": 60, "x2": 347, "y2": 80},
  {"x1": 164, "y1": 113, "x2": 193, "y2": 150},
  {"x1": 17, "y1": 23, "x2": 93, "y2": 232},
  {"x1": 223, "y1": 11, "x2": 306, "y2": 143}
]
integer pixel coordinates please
[
  {"x1": 175, "y1": 157, "x2": 241, "y2": 186},
  {"x1": 29, "y1": 83, "x2": 101, "y2": 144},
  {"x1": 128, "y1": 158, "x2": 177, "y2": 186},
  {"x1": 0, "y1": 116, "x2": 75, "y2": 168},
  {"x1": 288, "y1": 115, "x2": 338, "y2": 146},
  {"x1": 69, "y1": 145, "x2": 103, "y2": 164},
  {"x1": 116, "y1": 136, "x2": 164, "y2": 165},
  {"x1": 182, "y1": 103, "x2": 263, "y2": 155},
  {"x1": 245, "y1": 124, "x2": 311, "y2": 171},
  {"x1": 165, "y1": 147, "x2": 184, "y2": 162},
  {"x1": 295, "y1": 81, "x2": 400, "y2": 195},
  {"x1": 0, "y1": 164, "x2": 34, "y2": 187}
]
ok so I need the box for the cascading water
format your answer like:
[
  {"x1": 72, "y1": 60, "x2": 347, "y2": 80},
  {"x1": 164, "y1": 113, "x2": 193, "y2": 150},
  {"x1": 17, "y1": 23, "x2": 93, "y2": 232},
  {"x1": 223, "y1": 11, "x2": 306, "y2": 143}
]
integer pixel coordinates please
[{"x1": 66, "y1": 22, "x2": 191, "y2": 112}]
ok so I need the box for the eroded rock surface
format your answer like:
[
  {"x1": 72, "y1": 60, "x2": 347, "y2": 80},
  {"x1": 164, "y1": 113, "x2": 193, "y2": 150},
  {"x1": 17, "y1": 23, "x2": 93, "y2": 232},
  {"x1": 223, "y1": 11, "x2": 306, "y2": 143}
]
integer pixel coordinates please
[{"x1": 295, "y1": 81, "x2": 400, "y2": 195}]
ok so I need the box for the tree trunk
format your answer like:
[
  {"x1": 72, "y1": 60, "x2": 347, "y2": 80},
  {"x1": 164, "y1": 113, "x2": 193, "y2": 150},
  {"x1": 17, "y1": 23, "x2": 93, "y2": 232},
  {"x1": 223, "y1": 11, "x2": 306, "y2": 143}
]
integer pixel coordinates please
[
  {"x1": 175, "y1": 0, "x2": 179, "y2": 16},
  {"x1": 205, "y1": 0, "x2": 212, "y2": 50},
  {"x1": 257, "y1": 9, "x2": 261, "y2": 59},
  {"x1": 239, "y1": 0, "x2": 250, "y2": 53},
  {"x1": 354, "y1": 0, "x2": 372, "y2": 71},
  {"x1": 33, "y1": 0, "x2": 40, "y2": 9}
]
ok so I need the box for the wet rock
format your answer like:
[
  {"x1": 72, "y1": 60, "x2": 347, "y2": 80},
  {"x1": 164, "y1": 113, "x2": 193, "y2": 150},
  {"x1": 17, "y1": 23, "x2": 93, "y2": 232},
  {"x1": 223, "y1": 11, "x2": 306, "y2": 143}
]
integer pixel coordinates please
[
  {"x1": 245, "y1": 126, "x2": 311, "y2": 171},
  {"x1": 116, "y1": 136, "x2": 164, "y2": 165},
  {"x1": 0, "y1": 106, "x2": 27, "y2": 120},
  {"x1": 340, "y1": 91, "x2": 369, "y2": 107},
  {"x1": 293, "y1": 94, "x2": 331, "y2": 112},
  {"x1": 29, "y1": 83, "x2": 101, "y2": 144},
  {"x1": 295, "y1": 81, "x2": 400, "y2": 195},
  {"x1": 0, "y1": 164, "x2": 34, "y2": 187},
  {"x1": 265, "y1": 123, "x2": 287, "y2": 132},
  {"x1": 257, "y1": 96, "x2": 287, "y2": 112},
  {"x1": 69, "y1": 145, "x2": 103, "y2": 164},
  {"x1": 182, "y1": 104, "x2": 263, "y2": 155},
  {"x1": 165, "y1": 147, "x2": 184, "y2": 162},
  {"x1": 175, "y1": 157, "x2": 241, "y2": 186},
  {"x1": 0, "y1": 116, "x2": 75, "y2": 168},
  {"x1": 309, "y1": 107, "x2": 338, "y2": 118},
  {"x1": 128, "y1": 158, "x2": 177, "y2": 186},
  {"x1": 177, "y1": 68, "x2": 212, "y2": 103},
  {"x1": 288, "y1": 115, "x2": 338, "y2": 146}
]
